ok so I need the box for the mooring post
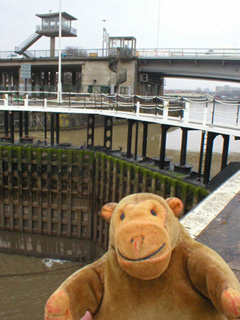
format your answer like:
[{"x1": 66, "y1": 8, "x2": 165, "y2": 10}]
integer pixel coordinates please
[
  {"x1": 203, "y1": 131, "x2": 218, "y2": 184},
  {"x1": 163, "y1": 101, "x2": 169, "y2": 121},
  {"x1": 183, "y1": 102, "x2": 190, "y2": 123},
  {"x1": 142, "y1": 122, "x2": 148, "y2": 159},
  {"x1": 221, "y1": 134, "x2": 230, "y2": 171}
]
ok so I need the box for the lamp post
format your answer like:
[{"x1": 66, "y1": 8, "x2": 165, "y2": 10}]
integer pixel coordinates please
[
  {"x1": 157, "y1": 0, "x2": 161, "y2": 48},
  {"x1": 57, "y1": 0, "x2": 62, "y2": 103}
]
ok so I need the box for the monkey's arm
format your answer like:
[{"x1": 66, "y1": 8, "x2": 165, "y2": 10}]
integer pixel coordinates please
[
  {"x1": 45, "y1": 255, "x2": 106, "y2": 320},
  {"x1": 187, "y1": 246, "x2": 240, "y2": 319}
]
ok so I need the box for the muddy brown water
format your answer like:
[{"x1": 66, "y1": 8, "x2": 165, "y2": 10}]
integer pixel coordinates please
[{"x1": 0, "y1": 121, "x2": 239, "y2": 320}]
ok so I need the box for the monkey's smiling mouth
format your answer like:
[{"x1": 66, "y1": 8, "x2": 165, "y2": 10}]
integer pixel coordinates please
[{"x1": 117, "y1": 243, "x2": 166, "y2": 262}]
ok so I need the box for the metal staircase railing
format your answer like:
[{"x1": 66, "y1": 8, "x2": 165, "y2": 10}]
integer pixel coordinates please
[{"x1": 15, "y1": 32, "x2": 42, "y2": 54}]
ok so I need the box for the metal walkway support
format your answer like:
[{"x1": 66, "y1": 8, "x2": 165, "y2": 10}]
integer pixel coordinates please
[
  {"x1": 204, "y1": 132, "x2": 218, "y2": 184},
  {"x1": 127, "y1": 119, "x2": 135, "y2": 158},
  {"x1": 142, "y1": 122, "x2": 148, "y2": 159},
  {"x1": 159, "y1": 125, "x2": 171, "y2": 169},
  {"x1": 104, "y1": 117, "x2": 113, "y2": 150},
  {"x1": 87, "y1": 115, "x2": 95, "y2": 148}
]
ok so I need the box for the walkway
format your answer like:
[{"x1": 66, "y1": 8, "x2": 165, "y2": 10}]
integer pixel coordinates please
[
  {"x1": 181, "y1": 170, "x2": 240, "y2": 281},
  {"x1": 1, "y1": 91, "x2": 240, "y2": 138}
]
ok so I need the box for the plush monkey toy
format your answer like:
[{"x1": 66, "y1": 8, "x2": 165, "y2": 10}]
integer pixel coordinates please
[{"x1": 45, "y1": 193, "x2": 240, "y2": 320}]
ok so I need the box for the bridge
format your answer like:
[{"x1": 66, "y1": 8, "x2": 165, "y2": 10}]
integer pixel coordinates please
[{"x1": 1, "y1": 47, "x2": 240, "y2": 95}]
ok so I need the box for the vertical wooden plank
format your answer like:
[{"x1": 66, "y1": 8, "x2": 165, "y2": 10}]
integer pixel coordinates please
[
  {"x1": 47, "y1": 149, "x2": 52, "y2": 235},
  {"x1": 112, "y1": 160, "x2": 117, "y2": 202},
  {"x1": 17, "y1": 147, "x2": 23, "y2": 232},
  {"x1": 126, "y1": 165, "x2": 131, "y2": 196},
  {"x1": 133, "y1": 167, "x2": 139, "y2": 193},
  {"x1": 77, "y1": 151, "x2": 83, "y2": 239},
  {"x1": 100, "y1": 154, "x2": 105, "y2": 201},
  {"x1": 8, "y1": 147, "x2": 13, "y2": 231},
  {"x1": 27, "y1": 148, "x2": 32, "y2": 233},
  {"x1": 119, "y1": 162, "x2": 124, "y2": 200},
  {"x1": 88, "y1": 151, "x2": 94, "y2": 239},
  {"x1": 37, "y1": 148, "x2": 42, "y2": 234},
  {"x1": 57, "y1": 149, "x2": 62, "y2": 236},
  {"x1": 106, "y1": 157, "x2": 110, "y2": 202},
  {"x1": 67, "y1": 150, "x2": 72, "y2": 237},
  {"x1": 0, "y1": 146, "x2": 4, "y2": 229}
]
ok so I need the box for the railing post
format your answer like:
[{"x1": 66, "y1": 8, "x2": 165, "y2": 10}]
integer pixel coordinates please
[
  {"x1": 203, "y1": 100, "x2": 208, "y2": 126},
  {"x1": 163, "y1": 101, "x2": 169, "y2": 120},
  {"x1": 44, "y1": 98, "x2": 47, "y2": 108},
  {"x1": 183, "y1": 102, "x2": 190, "y2": 123},
  {"x1": 24, "y1": 94, "x2": 29, "y2": 108},
  {"x1": 136, "y1": 101, "x2": 140, "y2": 115},
  {"x1": 4, "y1": 94, "x2": 8, "y2": 107},
  {"x1": 211, "y1": 99, "x2": 216, "y2": 125}
]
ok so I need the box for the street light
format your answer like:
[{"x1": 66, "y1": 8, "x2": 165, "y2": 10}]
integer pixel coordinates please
[{"x1": 57, "y1": 0, "x2": 62, "y2": 103}]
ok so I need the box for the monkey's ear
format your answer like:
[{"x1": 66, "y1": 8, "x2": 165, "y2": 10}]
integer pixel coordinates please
[
  {"x1": 101, "y1": 203, "x2": 118, "y2": 222},
  {"x1": 166, "y1": 198, "x2": 183, "y2": 217}
]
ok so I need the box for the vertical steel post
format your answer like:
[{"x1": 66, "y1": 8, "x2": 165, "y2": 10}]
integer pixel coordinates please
[
  {"x1": 221, "y1": 134, "x2": 230, "y2": 171},
  {"x1": 142, "y1": 122, "x2": 148, "y2": 159},
  {"x1": 24, "y1": 112, "x2": 29, "y2": 137},
  {"x1": 134, "y1": 121, "x2": 139, "y2": 160},
  {"x1": 180, "y1": 128, "x2": 188, "y2": 166},
  {"x1": 203, "y1": 132, "x2": 218, "y2": 184},
  {"x1": 19, "y1": 112, "x2": 23, "y2": 138},
  {"x1": 198, "y1": 130, "x2": 206, "y2": 178},
  {"x1": 159, "y1": 125, "x2": 170, "y2": 169},
  {"x1": 56, "y1": 113, "x2": 60, "y2": 145},
  {"x1": 10, "y1": 112, "x2": 14, "y2": 144},
  {"x1": 127, "y1": 120, "x2": 135, "y2": 158},
  {"x1": 4, "y1": 111, "x2": 8, "y2": 137},
  {"x1": 44, "y1": 112, "x2": 47, "y2": 145},
  {"x1": 50, "y1": 113, "x2": 55, "y2": 146},
  {"x1": 87, "y1": 115, "x2": 95, "y2": 148}
]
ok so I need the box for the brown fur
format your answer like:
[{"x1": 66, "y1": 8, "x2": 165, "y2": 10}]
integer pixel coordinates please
[{"x1": 45, "y1": 193, "x2": 240, "y2": 320}]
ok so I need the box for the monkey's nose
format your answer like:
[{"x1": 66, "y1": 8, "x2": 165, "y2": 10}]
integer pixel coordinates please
[{"x1": 131, "y1": 236, "x2": 144, "y2": 254}]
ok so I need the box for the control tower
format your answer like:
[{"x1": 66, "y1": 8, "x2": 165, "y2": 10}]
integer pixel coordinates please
[{"x1": 15, "y1": 12, "x2": 77, "y2": 57}]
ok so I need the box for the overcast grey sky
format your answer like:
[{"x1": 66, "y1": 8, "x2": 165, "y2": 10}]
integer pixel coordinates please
[{"x1": 1, "y1": 0, "x2": 240, "y2": 89}]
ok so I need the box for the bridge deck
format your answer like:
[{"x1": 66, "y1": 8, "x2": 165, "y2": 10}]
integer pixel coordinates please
[
  {"x1": 181, "y1": 171, "x2": 240, "y2": 281},
  {"x1": 1, "y1": 92, "x2": 240, "y2": 138}
]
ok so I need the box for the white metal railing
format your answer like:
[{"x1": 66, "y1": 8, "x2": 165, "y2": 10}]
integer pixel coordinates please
[
  {"x1": 0, "y1": 91, "x2": 240, "y2": 137},
  {"x1": 136, "y1": 48, "x2": 240, "y2": 59}
]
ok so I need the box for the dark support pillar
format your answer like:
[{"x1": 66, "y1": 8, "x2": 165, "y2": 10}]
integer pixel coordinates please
[
  {"x1": 142, "y1": 122, "x2": 148, "y2": 159},
  {"x1": 159, "y1": 125, "x2": 170, "y2": 169},
  {"x1": 127, "y1": 120, "x2": 135, "y2": 158},
  {"x1": 221, "y1": 134, "x2": 230, "y2": 171},
  {"x1": 56, "y1": 113, "x2": 60, "y2": 145},
  {"x1": 134, "y1": 121, "x2": 139, "y2": 160},
  {"x1": 104, "y1": 116, "x2": 113, "y2": 150},
  {"x1": 203, "y1": 132, "x2": 218, "y2": 184},
  {"x1": 24, "y1": 112, "x2": 29, "y2": 137},
  {"x1": 4, "y1": 111, "x2": 8, "y2": 137},
  {"x1": 87, "y1": 115, "x2": 95, "y2": 148},
  {"x1": 19, "y1": 112, "x2": 23, "y2": 138},
  {"x1": 10, "y1": 112, "x2": 14, "y2": 143},
  {"x1": 180, "y1": 128, "x2": 188, "y2": 166},
  {"x1": 44, "y1": 112, "x2": 47, "y2": 145},
  {"x1": 50, "y1": 113, "x2": 55, "y2": 146},
  {"x1": 198, "y1": 131, "x2": 206, "y2": 178}
]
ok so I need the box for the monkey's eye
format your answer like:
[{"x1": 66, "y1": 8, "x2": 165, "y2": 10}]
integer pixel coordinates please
[
  {"x1": 151, "y1": 210, "x2": 157, "y2": 216},
  {"x1": 120, "y1": 213, "x2": 125, "y2": 220}
]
